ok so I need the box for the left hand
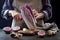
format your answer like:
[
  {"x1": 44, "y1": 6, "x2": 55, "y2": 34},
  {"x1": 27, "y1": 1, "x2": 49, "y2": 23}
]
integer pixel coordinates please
[
  {"x1": 32, "y1": 9, "x2": 44, "y2": 19},
  {"x1": 8, "y1": 10, "x2": 22, "y2": 21}
]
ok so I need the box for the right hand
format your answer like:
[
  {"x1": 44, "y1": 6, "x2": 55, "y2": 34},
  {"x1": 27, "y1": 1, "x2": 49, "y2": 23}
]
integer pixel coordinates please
[
  {"x1": 8, "y1": 10, "x2": 22, "y2": 21},
  {"x1": 32, "y1": 9, "x2": 44, "y2": 19}
]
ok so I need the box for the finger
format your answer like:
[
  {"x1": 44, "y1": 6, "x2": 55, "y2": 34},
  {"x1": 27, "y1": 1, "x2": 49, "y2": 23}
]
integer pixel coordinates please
[
  {"x1": 32, "y1": 9, "x2": 38, "y2": 15},
  {"x1": 14, "y1": 15, "x2": 19, "y2": 21},
  {"x1": 14, "y1": 15, "x2": 17, "y2": 20},
  {"x1": 36, "y1": 15, "x2": 40, "y2": 19},
  {"x1": 18, "y1": 16, "x2": 22, "y2": 21},
  {"x1": 16, "y1": 14, "x2": 22, "y2": 21},
  {"x1": 17, "y1": 16, "x2": 19, "y2": 21},
  {"x1": 13, "y1": 14, "x2": 22, "y2": 21},
  {"x1": 34, "y1": 14, "x2": 38, "y2": 17},
  {"x1": 32, "y1": 9, "x2": 38, "y2": 12}
]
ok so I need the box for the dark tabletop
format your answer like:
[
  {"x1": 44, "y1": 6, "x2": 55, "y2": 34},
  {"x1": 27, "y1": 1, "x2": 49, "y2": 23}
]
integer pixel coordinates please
[{"x1": 0, "y1": 29, "x2": 60, "y2": 40}]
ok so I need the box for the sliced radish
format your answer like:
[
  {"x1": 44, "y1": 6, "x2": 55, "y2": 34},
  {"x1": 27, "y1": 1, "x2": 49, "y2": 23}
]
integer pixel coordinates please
[
  {"x1": 3, "y1": 27, "x2": 11, "y2": 31},
  {"x1": 12, "y1": 26, "x2": 20, "y2": 31},
  {"x1": 38, "y1": 30, "x2": 45, "y2": 36}
]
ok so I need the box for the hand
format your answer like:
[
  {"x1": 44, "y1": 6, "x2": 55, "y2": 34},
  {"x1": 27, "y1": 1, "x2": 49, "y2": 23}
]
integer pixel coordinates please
[
  {"x1": 35, "y1": 13, "x2": 44, "y2": 19},
  {"x1": 13, "y1": 13, "x2": 22, "y2": 21},
  {"x1": 8, "y1": 10, "x2": 22, "y2": 21},
  {"x1": 32, "y1": 9, "x2": 44, "y2": 19}
]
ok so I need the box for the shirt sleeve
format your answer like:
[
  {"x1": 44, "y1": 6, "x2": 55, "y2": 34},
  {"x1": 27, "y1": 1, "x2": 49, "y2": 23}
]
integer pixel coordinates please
[
  {"x1": 1, "y1": 0, "x2": 14, "y2": 20},
  {"x1": 41, "y1": 0, "x2": 52, "y2": 21}
]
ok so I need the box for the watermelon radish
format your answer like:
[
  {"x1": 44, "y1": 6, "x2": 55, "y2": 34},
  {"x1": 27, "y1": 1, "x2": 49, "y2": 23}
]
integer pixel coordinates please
[
  {"x1": 3, "y1": 27, "x2": 11, "y2": 34},
  {"x1": 38, "y1": 30, "x2": 45, "y2": 36},
  {"x1": 12, "y1": 26, "x2": 20, "y2": 31}
]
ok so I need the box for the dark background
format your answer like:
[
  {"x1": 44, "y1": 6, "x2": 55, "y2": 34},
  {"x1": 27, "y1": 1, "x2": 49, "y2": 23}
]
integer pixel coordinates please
[
  {"x1": 0, "y1": 0, "x2": 12, "y2": 29},
  {"x1": 50, "y1": 0, "x2": 60, "y2": 28},
  {"x1": 0, "y1": 0, "x2": 60, "y2": 29}
]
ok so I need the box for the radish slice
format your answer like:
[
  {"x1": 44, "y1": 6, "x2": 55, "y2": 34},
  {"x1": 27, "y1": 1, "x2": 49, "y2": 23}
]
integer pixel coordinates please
[
  {"x1": 12, "y1": 26, "x2": 20, "y2": 31},
  {"x1": 3, "y1": 27, "x2": 11, "y2": 31},
  {"x1": 38, "y1": 30, "x2": 45, "y2": 36}
]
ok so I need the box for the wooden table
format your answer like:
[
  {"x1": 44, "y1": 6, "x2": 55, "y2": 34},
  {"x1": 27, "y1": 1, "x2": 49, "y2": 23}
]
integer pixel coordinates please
[{"x1": 0, "y1": 29, "x2": 60, "y2": 40}]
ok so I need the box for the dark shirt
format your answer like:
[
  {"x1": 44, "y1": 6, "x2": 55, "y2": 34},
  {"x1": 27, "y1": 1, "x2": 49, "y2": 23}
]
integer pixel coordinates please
[{"x1": 1, "y1": 0, "x2": 52, "y2": 21}]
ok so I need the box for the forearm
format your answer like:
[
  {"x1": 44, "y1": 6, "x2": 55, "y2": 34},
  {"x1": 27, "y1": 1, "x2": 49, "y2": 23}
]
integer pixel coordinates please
[
  {"x1": 41, "y1": 0, "x2": 52, "y2": 21},
  {"x1": 1, "y1": 0, "x2": 14, "y2": 19}
]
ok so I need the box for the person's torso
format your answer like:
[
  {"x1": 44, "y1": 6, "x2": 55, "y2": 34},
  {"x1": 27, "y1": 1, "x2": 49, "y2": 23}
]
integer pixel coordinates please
[{"x1": 12, "y1": 0, "x2": 42, "y2": 12}]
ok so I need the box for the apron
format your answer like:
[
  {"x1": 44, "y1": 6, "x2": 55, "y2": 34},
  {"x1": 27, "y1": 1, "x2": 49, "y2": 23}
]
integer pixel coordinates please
[{"x1": 12, "y1": 0, "x2": 42, "y2": 12}]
